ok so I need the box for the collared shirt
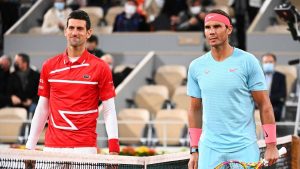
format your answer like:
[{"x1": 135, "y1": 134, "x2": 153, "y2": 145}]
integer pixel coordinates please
[
  {"x1": 264, "y1": 73, "x2": 273, "y2": 93},
  {"x1": 38, "y1": 49, "x2": 115, "y2": 147}
]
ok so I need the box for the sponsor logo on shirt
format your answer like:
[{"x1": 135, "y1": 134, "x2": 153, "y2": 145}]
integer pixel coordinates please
[
  {"x1": 229, "y1": 68, "x2": 238, "y2": 72},
  {"x1": 204, "y1": 70, "x2": 210, "y2": 74},
  {"x1": 83, "y1": 74, "x2": 91, "y2": 79}
]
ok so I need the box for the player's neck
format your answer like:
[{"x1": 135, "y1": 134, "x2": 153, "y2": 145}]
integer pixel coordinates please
[
  {"x1": 211, "y1": 43, "x2": 233, "y2": 62},
  {"x1": 67, "y1": 45, "x2": 85, "y2": 58}
]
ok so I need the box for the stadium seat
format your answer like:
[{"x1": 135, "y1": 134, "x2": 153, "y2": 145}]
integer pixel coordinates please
[
  {"x1": 153, "y1": 109, "x2": 188, "y2": 146},
  {"x1": 117, "y1": 108, "x2": 150, "y2": 145},
  {"x1": 134, "y1": 85, "x2": 169, "y2": 117},
  {"x1": 105, "y1": 6, "x2": 124, "y2": 26},
  {"x1": 28, "y1": 27, "x2": 43, "y2": 34},
  {"x1": 275, "y1": 65, "x2": 297, "y2": 94},
  {"x1": 291, "y1": 0, "x2": 300, "y2": 9},
  {"x1": 154, "y1": 65, "x2": 187, "y2": 97},
  {"x1": 79, "y1": 7, "x2": 103, "y2": 28},
  {"x1": 265, "y1": 25, "x2": 289, "y2": 33},
  {"x1": 172, "y1": 86, "x2": 189, "y2": 111},
  {"x1": 0, "y1": 107, "x2": 27, "y2": 143}
]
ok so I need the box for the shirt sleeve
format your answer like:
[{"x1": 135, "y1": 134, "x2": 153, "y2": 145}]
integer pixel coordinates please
[
  {"x1": 247, "y1": 55, "x2": 268, "y2": 91},
  {"x1": 38, "y1": 61, "x2": 50, "y2": 98},
  {"x1": 99, "y1": 63, "x2": 116, "y2": 101},
  {"x1": 187, "y1": 63, "x2": 202, "y2": 98}
]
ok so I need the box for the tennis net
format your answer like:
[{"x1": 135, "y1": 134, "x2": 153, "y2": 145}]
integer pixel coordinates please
[{"x1": 0, "y1": 135, "x2": 296, "y2": 169}]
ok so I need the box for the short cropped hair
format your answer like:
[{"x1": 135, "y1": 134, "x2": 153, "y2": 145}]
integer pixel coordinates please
[
  {"x1": 262, "y1": 53, "x2": 277, "y2": 62},
  {"x1": 17, "y1": 53, "x2": 30, "y2": 65},
  {"x1": 87, "y1": 35, "x2": 98, "y2": 44},
  {"x1": 67, "y1": 10, "x2": 91, "y2": 30}
]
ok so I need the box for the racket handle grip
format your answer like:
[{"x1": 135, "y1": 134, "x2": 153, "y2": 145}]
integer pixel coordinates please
[
  {"x1": 278, "y1": 147, "x2": 287, "y2": 156},
  {"x1": 263, "y1": 147, "x2": 287, "y2": 166}
]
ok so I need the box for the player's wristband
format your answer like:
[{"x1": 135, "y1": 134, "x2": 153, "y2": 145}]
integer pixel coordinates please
[
  {"x1": 188, "y1": 128, "x2": 202, "y2": 147},
  {"x1": 262, "y1": 124, "x2": 277, "y2": 144},
  {"x1": 108, "y1": 138, "x2": 120, "y2": 153}
]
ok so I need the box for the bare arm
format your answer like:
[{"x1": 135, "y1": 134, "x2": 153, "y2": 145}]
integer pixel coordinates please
[
  {"x1": 188, "y1": 97, "x2": 202, "y2": 169},
  {"x1": 252, "y1": 90, "x2": 278, "y2": 166},
  {"x1": 252, "y1": 91, "x2": 275, "y2": 125},
  {"x1": 188, "y1": 97, "x2": 203, "y2": 129}
]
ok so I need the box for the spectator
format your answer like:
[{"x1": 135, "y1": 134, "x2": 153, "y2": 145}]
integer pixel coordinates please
[
  {"x1": 144, "y1": 0, "x2": 164, "y2": 23},
  {"x1": 67, "y1": 0, "x2": 86, "y2": 10},
  {"x1": 86, "y1": 35, "x2": 105, "y2": 58},
  {"x1": 262, "y1": 53, "x2": 286, "y2": 121},
  {"x1": 175, "y1": 0, "x2": 206, "y2": 31},
  {"x1": 41, "y1": 0, "x2": 72, "y2": 34},
  {"x1": 152, "y1": 0, "x2": 188, "y2": 30},
  {"x1": 0, "y1": 1, "x2": 20, "y2": 51},
  {"x1": 230, "y1": 0, "x2": 263, "y2": 50},
  {"x1": 7, "y1": 53, "x2": 40, "y2": 116},
  {"x1": 113, "y1": 0, "x2": 149, "y2": 32},
  {"x1": 101, "y1": 54, "x2": 114, "y2": 70},
  {"x1": 0, "y1": 55, "x2": 14, "y2": 108}
]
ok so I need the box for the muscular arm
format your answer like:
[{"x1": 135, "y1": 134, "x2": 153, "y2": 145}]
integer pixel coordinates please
[
  {"x1": 252, "y1": 90, "x2": 278, "y2": 165},
  {"x1": 252, "y1": 91, "x2": 275, "y2": 125},
  {"x1": 188, "y1": 97, "x2": 203, "y2": 129},
  {"x1": 188, "y1": 97, "x2": 202, "y2": 169}
]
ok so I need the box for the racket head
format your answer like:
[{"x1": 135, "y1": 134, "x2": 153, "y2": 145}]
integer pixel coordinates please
[{"x1": 214, "y1": 161, "x2": 247, "y2": 169}]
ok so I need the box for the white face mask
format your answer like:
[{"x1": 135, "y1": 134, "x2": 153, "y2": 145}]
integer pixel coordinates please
[
  {"x1": 124, "y1": 4, "x2": 136, "y2": 15},
  {"x1": 263, "y1": 63, "x2": 274, "y2": 74},
  {"x1": 190, "y1": 6, "x2": 201, "y2": 15},
  {"x1": 54, "y1": 2, "x2": 65, "y2": 10},
  {"x1": 155, "y1": 0, "x2": 165, "y2": 8}
]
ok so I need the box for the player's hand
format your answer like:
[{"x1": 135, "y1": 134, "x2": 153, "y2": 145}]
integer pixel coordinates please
[
  {"x1": 188, "y1": 152, "x2": 198, "y2": 169},
  {"x1": 109, "y1": 152, "x2": 119, "y2": 155},
  {"x1": 106, "y1": 153, "x2": 119, "y2": 169},
  {"x1": 264, "y1": 143, "x2": 279, "y2": 166}
]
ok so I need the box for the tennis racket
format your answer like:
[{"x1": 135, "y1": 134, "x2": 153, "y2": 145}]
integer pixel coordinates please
[{"x1": 214, "y1": 147, "x2": 287, "y2": 169}]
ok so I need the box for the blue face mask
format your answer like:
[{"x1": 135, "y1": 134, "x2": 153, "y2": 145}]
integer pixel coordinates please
[
  {"x1": 54, "y1": 2, "x2": 65, "y2": 10},
  {"x1": 263, "y1": 63, "x2": 274, "y2": 73}
]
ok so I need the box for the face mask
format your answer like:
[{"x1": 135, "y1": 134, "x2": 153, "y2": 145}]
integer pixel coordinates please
[
  {"x1": 190, "y1": 6, "x2": 201, "y2": 15},
  {"x1": 124, "y1": 4, "x2": 136, "y2": 15},
  {"x1": 155, "y1": 0, "x2": 165, "y2": 8},
  {"x1": 14, "y1": 63, "x2": 20, "y2": 72},
  {"x1": 263, "y1": 63, "x2": 274, "y2": 73},
  {"x1": 54, "y1": 2, "x2": 65, "y2": 10}
]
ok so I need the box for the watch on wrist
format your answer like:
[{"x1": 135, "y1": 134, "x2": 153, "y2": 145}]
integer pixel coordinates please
[{"x1": 190, "y1": 147, "x2": 198, "y2": 154}]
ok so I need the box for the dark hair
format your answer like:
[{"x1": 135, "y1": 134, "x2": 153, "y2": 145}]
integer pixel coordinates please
[
  {"x1": 17, "y1": 53, "x2": 30, "y2": 65},
  {"x1": 207, "y1": 9, "x2": 232, "y2": 26},
  {"x1": 67, "y1": 10, "x2": 91, "y2": 30},
  {"x1": 87, "y1": 35, "x2": 98, "y2": 44},
  {"x1": 262, "y1": 53, "x2": 277, "y2": 62}
]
